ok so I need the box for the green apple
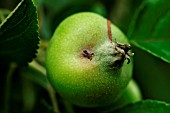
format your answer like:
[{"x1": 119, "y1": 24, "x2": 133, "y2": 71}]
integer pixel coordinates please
[
  {"x1": 98, "y1": 79, "x2": 142, "y2": 112},
  {"x1": 116, "y1": 79, "x2": 142, "y2": 107},
  {"x1": 46, "y1": 12, "x2": 133, "y2": 107}
]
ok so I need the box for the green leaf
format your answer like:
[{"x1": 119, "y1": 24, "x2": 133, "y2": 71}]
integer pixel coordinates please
[
  {"x1": 0, "y1": 0, "x2": 39, "y2": 66},
  {"x1": 128, "y1": 0, "x2": 170, "y2": 63},
  {"x1": 116, "y1": 100, "x2": 170, "y2": 113}
]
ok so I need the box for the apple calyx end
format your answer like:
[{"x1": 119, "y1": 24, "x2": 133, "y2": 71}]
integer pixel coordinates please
[
  {"x1": 114, "y1": 42, "x2": 134, "y2": 64},
  {"x1": 81, "y1": 49, "x2": 94, "y2": 61}
]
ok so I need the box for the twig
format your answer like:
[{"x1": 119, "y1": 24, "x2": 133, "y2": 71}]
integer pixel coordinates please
[
  {"x1": 29, "y1": 61, "x2": 60, "y2": 113},
  {"x1": 4, "y1": 62, "x2": 17, "y2": 113}
]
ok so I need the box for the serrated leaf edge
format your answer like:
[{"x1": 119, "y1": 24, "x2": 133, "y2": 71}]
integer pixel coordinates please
[{"x1": 0, "y1": 0, "x2": 39, "y2": 66}]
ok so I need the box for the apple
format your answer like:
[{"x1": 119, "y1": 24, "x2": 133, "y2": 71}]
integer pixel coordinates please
[
  {"x1": 46, "y1": 12, "x2": 133, "y2": 107},
  {"x1": 98, "y1": 79, "x2": 142, "y2": 112},
  {"x1": 115, "y1": 79, "x2": 142, "y2": 108}
]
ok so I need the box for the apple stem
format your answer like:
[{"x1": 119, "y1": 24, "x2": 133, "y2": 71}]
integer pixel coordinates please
[
  {"x1": 81, "y1": 20, "x2": 134, "y2": 64},
  {"x1": 107, "y1": 20, "x2": 112, "y2": 43},
  {"x1": 106, "y1": 20, "x2": 134, "y2": 64}
]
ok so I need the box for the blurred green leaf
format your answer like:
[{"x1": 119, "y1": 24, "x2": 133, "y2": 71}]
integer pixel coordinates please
[
  {"x1": 43, "y1": 0, "x2": 72, "y2": 13},
  {"x1": 0, "y1": 9, "x2": 10, "y2": 23},
  {"x1": 110, "y1": 0, "x2": 142, "y2": 34},
  {"x1": 128, "y1": 0, "x2": 170, "y2": 63},
  {"x1": 0, "y1": 0, "x2": 39, "y2": 66},
  {"x1": 40, "y1": 14, "x2": 53, "y2": 40},
  {"x1": 41, "y1": 0, "x2": 99, "y2": 40},
  {"x1": 116, "y1": 100, "x2": 170, "y2": 113},
  {"x1": 90, "y1": 2, "x2": 107, "y2": 17}
]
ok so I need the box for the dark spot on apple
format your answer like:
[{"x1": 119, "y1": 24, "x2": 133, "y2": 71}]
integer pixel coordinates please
[{"x1": 81, "y1": 49, "x2": 94, "y2": 61}]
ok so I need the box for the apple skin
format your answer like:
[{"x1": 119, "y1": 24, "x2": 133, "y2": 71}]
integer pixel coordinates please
[
  {"x1": 116, "y1": 79, "x2": 142, "y2": 107},
  {"x1": 46, "y1": 12, "x2": 133, "y2": 107},
  {"x1": 98, "y1": 79, "x2": 142, "y2": 112}
]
